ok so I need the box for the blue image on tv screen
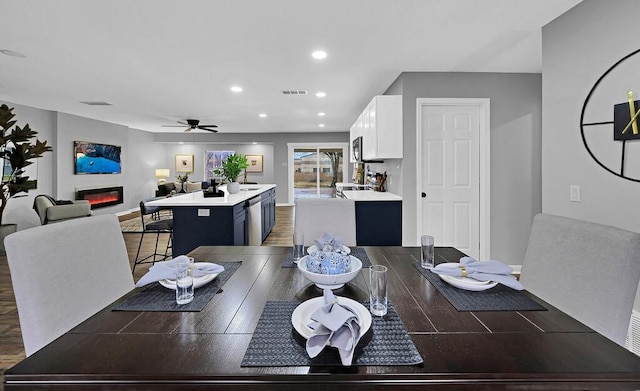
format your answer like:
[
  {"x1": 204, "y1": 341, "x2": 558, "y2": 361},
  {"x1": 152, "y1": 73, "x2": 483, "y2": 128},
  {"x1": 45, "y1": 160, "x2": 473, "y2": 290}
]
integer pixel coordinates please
[{"x1": 74, "y1": 142, "x2": 121, "y2": 174}]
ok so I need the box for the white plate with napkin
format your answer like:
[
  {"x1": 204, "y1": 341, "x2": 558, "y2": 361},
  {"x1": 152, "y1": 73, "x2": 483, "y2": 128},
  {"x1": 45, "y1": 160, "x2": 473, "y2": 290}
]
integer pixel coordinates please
[
  {"x1": 158, "y1": 262, "x2": 221, "y2": 290},
  {"x1": 431, "y1": 257, "x2": 523, "y2": 291},
  {"x1": 293, "y1": 290, "x2": 372, "y2": 366},
  {"x1": 135, "y1": 256, "x2": 225, "y2": 289},
  {"x1": 291, "y1": 295, "x2": 371, "y2": 340},
  {"x1": 437, "y1": 265, "x2": 498, "y2": 291}
]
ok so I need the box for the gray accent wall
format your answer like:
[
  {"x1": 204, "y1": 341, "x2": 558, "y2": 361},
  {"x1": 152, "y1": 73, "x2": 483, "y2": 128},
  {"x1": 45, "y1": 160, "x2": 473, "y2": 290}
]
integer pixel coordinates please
[
  {"x1": 541, "y1": 0, "x2": 640, "y2": 312},
  {"x1": 542, "y1": 0, "x2": 640, "y2": 233},
  {"x1": 374, "y1": 72, "x2": 543, "y2": 264}
]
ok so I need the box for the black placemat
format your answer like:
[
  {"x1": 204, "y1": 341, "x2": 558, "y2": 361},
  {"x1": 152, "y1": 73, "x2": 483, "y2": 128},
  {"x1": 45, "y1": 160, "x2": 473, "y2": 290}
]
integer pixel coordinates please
[
  {"x1": 241, "y1": 300, "x2": 423, "y2": 367},
  {"x1": 112, "y1": 262, "x2": 241, "y2": 312},
  {"x1": 281, "y1": 247, "x2": 372, "y2": 268},
  {"x1": 413, "y1": 263, "x2": 546, "y2": 312}
]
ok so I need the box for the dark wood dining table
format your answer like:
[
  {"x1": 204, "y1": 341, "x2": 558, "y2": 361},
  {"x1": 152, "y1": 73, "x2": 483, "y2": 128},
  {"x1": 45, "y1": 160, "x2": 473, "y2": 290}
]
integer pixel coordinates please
[{"x1": 5, "y1": 246, "x2": 640, "y2": 390}]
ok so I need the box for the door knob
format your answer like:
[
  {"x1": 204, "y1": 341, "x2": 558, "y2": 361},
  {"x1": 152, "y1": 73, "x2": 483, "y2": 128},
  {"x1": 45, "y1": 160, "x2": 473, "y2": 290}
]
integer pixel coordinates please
[{"x1": 421, "y1": 192, "x2": 426, "y2": 198}]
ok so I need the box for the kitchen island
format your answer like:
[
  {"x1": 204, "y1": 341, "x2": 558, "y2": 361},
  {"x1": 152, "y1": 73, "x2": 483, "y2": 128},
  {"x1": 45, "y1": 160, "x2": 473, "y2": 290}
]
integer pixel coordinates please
[
  {"x1": 146, "y1": 184, "x2": 276, "y2": 255},
  {"x1": 342, "y1": 190, "x2": 402, "y2": 246}
]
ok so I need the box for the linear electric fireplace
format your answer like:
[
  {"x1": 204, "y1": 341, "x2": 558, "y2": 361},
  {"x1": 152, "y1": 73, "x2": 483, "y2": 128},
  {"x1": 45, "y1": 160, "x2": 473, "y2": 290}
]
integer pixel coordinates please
[{"x1": 76, "y1": 186, "x2": 124, "y2": 209}]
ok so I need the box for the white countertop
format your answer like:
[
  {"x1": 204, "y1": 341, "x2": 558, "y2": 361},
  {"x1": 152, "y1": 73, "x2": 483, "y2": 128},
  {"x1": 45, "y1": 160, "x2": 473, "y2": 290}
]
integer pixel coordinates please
[
  {"x1": 342, "y1": 190, "x2": 402, "y2": 201},
  {"x1": 146, "y1": 184, "x2": 276, "y2": 207}
]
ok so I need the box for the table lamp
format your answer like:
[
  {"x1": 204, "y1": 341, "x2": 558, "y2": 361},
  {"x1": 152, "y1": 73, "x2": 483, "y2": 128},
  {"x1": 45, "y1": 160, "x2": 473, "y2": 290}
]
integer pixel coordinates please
[{"x1": 155, "y1": 168, "x2": 170, "y2": 185}]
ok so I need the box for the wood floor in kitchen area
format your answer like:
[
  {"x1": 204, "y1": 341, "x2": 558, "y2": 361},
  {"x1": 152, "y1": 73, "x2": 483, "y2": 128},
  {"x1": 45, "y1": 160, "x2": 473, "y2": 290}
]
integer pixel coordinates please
[{"x1": 0, "y1": 205, "x2": 294, "y2": 390}]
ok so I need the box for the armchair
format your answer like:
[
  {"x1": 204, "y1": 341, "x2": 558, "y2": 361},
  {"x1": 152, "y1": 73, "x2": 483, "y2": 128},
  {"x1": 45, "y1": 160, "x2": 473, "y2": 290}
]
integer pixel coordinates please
[{"x1": 33, "y1": 195, "x2": 93, "y2": 225}]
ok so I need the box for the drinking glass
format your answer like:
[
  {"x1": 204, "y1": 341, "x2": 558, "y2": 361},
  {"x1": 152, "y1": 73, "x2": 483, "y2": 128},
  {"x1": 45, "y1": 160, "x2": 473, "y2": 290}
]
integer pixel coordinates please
[
  {"x1": 175, "y1": 258, "x2": 194, "y2": 305},
  {"x1": 420, "y1": 235, "x2": 435, "y2": 269},
  {"x1": 369, "y1": 265, "x2": 388, "y2": 316},
  {"x1": 293, "y1": 231, "x2": 305, "y2": 263}
]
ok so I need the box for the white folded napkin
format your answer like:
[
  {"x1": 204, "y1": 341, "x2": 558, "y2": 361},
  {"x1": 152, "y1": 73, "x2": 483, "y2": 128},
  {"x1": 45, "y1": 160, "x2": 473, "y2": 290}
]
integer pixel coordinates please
[
  {"x1": 306, "y1": 289, "x2": 361, "y2": 366},
  {"x1": 430, "y1": 256, "x2": 523, "y2": 290},
  {"x1": 135, "y1": 255, "x2": 225, "y2": 287},
  {"x1": 314, "y1": 232, "x2": 344, "y2": 253}
]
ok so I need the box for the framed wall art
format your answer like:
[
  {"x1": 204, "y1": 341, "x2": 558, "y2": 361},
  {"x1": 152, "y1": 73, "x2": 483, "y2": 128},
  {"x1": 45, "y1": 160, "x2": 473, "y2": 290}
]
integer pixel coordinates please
[
  {"x1": 245, "y1": 154, "x2": 263, "y2": 173},
  {"x1": 175, "y1": 154, "x2": 194, "y2": 173}
]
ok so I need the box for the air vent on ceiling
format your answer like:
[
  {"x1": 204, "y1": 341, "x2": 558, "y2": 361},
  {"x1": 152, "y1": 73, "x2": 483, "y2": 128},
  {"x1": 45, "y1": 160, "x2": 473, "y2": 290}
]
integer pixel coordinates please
[
  {"x1": 282, "y1": 90, "x2": 308, "y2": 95},
  {"x1": 80, "y1": 101, "x2": 112, "y2": 106}
]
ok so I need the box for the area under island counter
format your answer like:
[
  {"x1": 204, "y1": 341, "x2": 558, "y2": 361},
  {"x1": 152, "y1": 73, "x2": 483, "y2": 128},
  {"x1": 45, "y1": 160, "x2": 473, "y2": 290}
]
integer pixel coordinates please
[{"x1": 146, "y1": 184, "x2": 276, "y2": 255}]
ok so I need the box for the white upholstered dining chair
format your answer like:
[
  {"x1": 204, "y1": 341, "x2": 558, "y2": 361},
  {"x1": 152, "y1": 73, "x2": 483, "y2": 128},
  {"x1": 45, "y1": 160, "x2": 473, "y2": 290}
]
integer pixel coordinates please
[
  {"x1": 5, "y1": 214, "x2": 134, "y2": 356},
  {"x1": 294, "y1": 198, "x2": 357, "y2": 246},
  {"x1": 520, "y1": 213, "x2": 640, "y2": 347}
]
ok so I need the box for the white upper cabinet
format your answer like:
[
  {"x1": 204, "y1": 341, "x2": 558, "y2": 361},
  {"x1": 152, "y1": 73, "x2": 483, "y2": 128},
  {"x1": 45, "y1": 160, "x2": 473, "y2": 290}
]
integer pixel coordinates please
[{"x1": 355, "y1": 95, "x2": 402, "y2": 160}]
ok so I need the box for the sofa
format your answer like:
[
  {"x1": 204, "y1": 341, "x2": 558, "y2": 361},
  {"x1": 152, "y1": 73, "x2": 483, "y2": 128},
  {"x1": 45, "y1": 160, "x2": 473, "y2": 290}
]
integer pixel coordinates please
[
  {"x1": 156, "y1": 181, "x2": 208, "y2": 196},
  {"x1": 33, "y1": 195, "x2": 93, "y2": 225}
]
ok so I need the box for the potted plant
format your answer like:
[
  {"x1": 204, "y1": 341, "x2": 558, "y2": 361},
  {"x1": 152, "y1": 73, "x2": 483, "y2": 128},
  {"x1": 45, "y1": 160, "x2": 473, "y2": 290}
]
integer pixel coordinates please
[
  {"x1": 0, "y1": 104, "x2": 52, "y2": 250},
  {"x1": 176, "y1": 172, "x2": 190, "y2": 193},
  {"x1": 214, "y1": 153, "x2": 248, "y2": 194}
]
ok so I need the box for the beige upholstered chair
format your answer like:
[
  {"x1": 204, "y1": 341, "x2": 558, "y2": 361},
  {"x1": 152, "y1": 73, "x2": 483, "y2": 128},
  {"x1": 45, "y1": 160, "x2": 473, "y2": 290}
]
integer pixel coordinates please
[
  {"x1": 520, "y1": 213, "x2": 640, "y2": 346},
  {"x1": 32, "y1": 194, "x2": 92, "y2": 225},
  {"x1": 5, "y1": 214, "x2": 134, "y2": 356},
  {"x1": 294, "y1": 198, "x2": 357, "y2": 246}
]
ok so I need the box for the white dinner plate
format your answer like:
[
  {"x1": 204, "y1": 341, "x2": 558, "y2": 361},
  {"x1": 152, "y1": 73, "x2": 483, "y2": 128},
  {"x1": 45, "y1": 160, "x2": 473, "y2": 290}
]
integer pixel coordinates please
[
  {"x1": 307, "y1": 244, "x2": 351, "y2": 255},
  {"x1": 158, "y1": 262, "x2": 220, "y2": 290},
  {"x1": 291, "y1": 296, "x2": 372, "y2": 340},
  {"x1": 436, "y1": 262, "x2": 498, "y2": 291}
]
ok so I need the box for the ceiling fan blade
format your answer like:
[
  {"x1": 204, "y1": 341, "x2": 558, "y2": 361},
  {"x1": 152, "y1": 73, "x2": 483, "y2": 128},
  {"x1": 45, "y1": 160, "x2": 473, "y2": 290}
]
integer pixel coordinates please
[
  {"x1": 161, "y1": 124, "x2": 186, "y2": 127},
  {"x1": 198, "y1": 124, "x2": 218, "y2": 128},
  {"x1": 202, "y1": 128, "x2": 218, "y2": 133},
  {"x1": 177, "y1": 120, "x2": 189, "y2": 125}
]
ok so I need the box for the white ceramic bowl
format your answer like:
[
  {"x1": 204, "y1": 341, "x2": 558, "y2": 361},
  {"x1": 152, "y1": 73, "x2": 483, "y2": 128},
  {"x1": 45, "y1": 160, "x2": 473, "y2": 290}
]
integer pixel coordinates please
[{"x1": 297, "y1": 255, "x2": 362, "y2": 289}]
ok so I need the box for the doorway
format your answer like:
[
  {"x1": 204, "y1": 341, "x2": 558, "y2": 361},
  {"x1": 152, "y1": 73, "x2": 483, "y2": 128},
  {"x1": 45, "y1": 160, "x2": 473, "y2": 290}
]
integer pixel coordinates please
[
  {"x1": 287, "y1": 143, "x2": 349, "y2": 204},
  {"x1": 416, "y1": 98, "x2": 490, "y2": 260}
]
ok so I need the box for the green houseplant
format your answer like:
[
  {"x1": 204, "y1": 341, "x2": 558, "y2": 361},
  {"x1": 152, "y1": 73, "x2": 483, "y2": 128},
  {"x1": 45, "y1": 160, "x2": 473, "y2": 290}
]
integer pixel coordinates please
[
  {"x1": 214, "y1": 153, "x2": 248, "y2": 194},
  {"x1": 0, "y1": 104, "x2": 52, "y2": 247}
]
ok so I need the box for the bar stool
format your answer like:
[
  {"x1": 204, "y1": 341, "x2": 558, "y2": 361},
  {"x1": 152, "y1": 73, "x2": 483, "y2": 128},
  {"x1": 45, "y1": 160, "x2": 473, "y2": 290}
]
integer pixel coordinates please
[{"x1": 132, "y1": 199, "x2": 173, "y2": 273}]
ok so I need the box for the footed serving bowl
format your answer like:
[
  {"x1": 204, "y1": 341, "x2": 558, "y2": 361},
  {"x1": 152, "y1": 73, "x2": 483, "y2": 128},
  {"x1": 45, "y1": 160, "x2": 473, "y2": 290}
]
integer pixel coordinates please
[{"x1": 297, "y1": 255, "x2": 362, "y2": 289}]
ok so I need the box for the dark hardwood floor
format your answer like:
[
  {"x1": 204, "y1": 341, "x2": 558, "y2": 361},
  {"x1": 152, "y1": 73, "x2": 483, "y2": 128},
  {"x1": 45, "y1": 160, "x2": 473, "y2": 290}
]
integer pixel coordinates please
[{"x1": 0, "y1": 205, "x2": 293, "y2": 388}]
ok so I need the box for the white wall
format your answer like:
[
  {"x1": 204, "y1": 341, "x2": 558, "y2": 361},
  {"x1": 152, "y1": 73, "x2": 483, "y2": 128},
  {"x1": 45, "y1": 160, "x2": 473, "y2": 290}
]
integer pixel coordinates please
[{"x1": 542, "y1": 0, "x2": 640, "y2": 233}]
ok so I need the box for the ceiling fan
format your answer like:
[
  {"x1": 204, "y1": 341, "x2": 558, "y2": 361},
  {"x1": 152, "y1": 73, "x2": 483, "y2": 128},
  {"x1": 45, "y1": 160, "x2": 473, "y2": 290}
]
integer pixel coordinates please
[{"x1": 162, "y1": 119, "x2": 218, "y2": 132}]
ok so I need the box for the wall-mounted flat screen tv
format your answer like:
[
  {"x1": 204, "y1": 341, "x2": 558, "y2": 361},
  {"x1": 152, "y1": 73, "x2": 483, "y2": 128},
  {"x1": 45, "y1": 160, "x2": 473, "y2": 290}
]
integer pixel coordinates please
[{"x1": 74, "y1": 141, "x2": 121, "y2": 174}]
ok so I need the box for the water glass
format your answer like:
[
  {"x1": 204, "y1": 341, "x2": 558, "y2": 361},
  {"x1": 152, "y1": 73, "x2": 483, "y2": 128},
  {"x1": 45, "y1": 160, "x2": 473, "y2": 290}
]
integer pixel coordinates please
[
  {"x1": 420, "y1": 235, "x2": 435, "y2": 269},
  {"x1": 369, "y1": 265, "x2": 388, "y2": 316},
  {"x1": 293, "y1": 231, "x2": 305, "y2": 263},
  {"x1": 175, "y1": 258, "x2": 194, "y2": 305}
]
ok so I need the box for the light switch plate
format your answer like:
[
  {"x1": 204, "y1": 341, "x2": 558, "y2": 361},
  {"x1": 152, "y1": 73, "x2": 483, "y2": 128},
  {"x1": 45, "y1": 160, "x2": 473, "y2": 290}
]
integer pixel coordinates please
[{"x1": 569, "y1": 185, "x2": 581, "y2": 202}]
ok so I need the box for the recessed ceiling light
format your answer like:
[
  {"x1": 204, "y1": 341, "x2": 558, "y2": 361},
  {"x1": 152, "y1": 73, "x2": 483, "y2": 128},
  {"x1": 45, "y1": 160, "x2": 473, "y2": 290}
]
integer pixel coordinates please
[
  {"x1": 312, "y1": 50, "x2": 327, "y2": 60},
  {"x1": 318, "y1": 112, "x2": 325, "y2": 116},
  {"x1": 230, "y1": 86, "x2": 243, "y2": 92},
  {"x1": 319, "y1": 124, "x2": 325, "y2": 128},
  {"x1": 259, "y1": 113, "x2": 267, "y2": 118},
  {"x1": 0, "y1": 49, "x2": 26, "y2": 58},
  {"x1": 316, "y1": 92, "x2": 326, "y2": 98}
]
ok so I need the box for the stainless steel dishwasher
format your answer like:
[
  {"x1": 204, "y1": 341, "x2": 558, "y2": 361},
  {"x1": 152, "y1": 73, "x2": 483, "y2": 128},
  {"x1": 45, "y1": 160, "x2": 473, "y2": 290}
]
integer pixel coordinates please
[{"x1": 247, "y1": 196, "x2": 262, "y2": 245}]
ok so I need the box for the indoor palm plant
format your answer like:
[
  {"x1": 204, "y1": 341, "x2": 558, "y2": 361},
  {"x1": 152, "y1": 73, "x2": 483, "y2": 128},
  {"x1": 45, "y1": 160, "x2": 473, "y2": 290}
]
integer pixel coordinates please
[
  {"x1": 0, "y1": 104, "x2": 52, "y2": 247},
  {"x1": 214, "y1": 153, "x2": 248, "y2": 194}
]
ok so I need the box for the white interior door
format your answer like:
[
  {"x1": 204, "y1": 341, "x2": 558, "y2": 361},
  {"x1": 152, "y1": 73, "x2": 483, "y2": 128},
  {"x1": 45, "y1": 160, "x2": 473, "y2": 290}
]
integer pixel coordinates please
[{"x1": 419, "y1": 103, "x2": 484, "y2": 259}]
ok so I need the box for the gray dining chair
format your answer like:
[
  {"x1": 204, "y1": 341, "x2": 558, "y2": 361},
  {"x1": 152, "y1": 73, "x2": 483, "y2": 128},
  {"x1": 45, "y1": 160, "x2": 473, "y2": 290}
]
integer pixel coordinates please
[
  {"x1": 5, "y1": 214, "x2": 134, "y2": 356},
  {"x1": 294, "y1": 198, "x2": 357, "y2": 246},
  {"x1": 520, "y1": 213, "x2": 640, "y2": 347}
]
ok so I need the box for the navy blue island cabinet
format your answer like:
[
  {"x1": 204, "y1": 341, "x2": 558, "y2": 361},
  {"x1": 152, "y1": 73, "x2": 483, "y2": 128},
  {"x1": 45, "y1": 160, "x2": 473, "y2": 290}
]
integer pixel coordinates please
[
  {"x1": 146, "y1": 185, "x2": 277, "y2": 256},
  {"x1": 355, "y1": 200, "x2": 402, "y2": 246}
]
